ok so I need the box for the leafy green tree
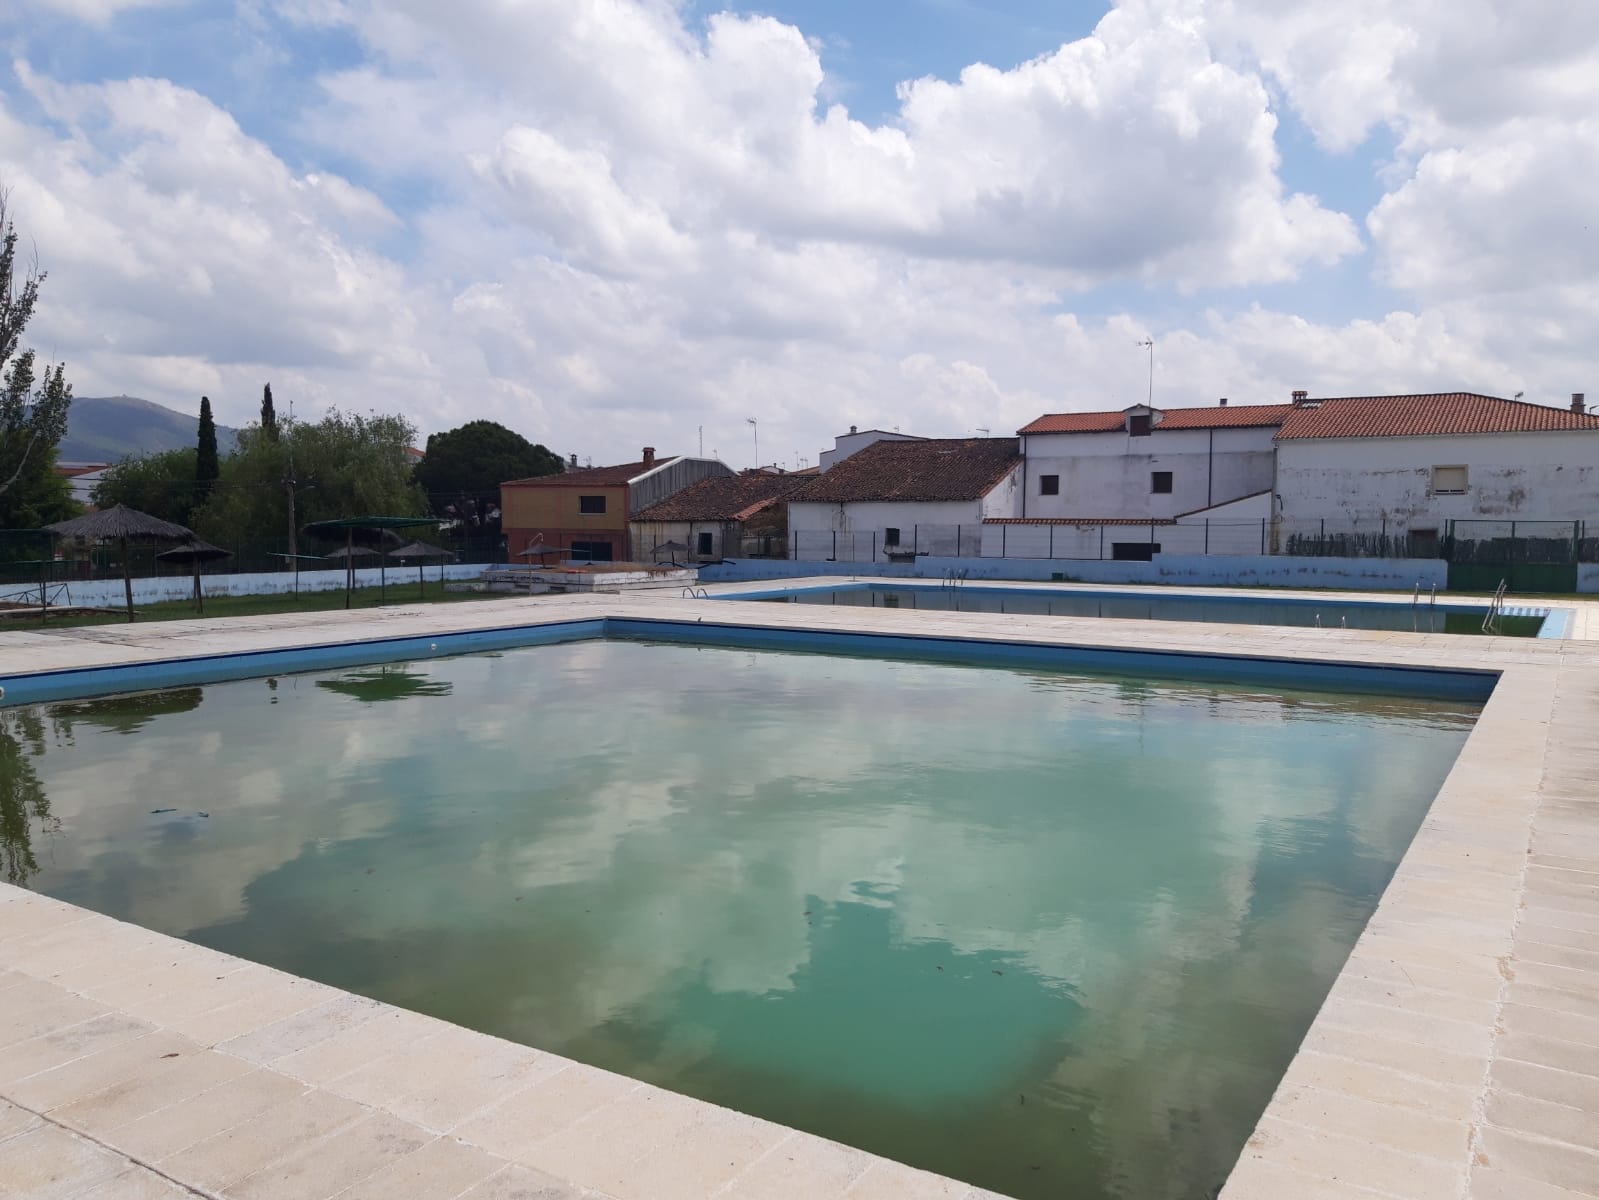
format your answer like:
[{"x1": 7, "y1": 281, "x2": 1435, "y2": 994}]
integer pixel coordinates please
[
  {"x1": 91, "y1": 447, "x2": 199, "y2": 527},
  {"x1": 261, "y1": 383, "x2": 277, "y2": 442},
  {"x1": 414, "y1": 420, "x2": 562, "y2": 534},
  {"x1": 0, "y1": 191, "x2": 76, "y2": 528},
  {"x1": 194, "y1": 395, "x2": 220, "y2": 504},
  {"x1": 196, "y1": 409, "x2": 427, "y2": 548}
]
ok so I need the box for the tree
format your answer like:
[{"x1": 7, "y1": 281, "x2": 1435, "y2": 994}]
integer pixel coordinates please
[
  {"x1": 0, "y1": 190, "x2": 75, "y2": 528},
  {"x1": 414, "y1": 420, "x2": 562, "y2": 536},
  {"x1": 195, "y1": 408, "x2": 428, "y2": 548},
  {"x1": 194, "y1": 395, "x2": 219, "y2": 504},
  {"x1": 91, "y1": 447, "x2": 199, "y2": 527},
  {"x1": 261, "y1": 382, "x2": 277, "y2": 442}
]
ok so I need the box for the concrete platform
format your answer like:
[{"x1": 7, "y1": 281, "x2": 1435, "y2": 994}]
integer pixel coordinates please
[{"x1": 4, "y1": 585, "x2": 1599, "y2": 1199}]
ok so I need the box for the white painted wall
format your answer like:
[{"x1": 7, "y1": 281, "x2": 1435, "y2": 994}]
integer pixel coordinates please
[
  {"x1": 36, "y1": 564, "x2": 489, "y2": 609},
  {"x1": 789, "y1": 499, "x2": 985, "y2": 559},
  {"x1": 1021, "y1": 425, "x2": 1277, "y2": 520},
  {"x1": 818, "y1": 430, "x2": 926, "y2": 472},
  {"x1": 1275, "y1": 431, "x2": 1599, "y2": 531}
]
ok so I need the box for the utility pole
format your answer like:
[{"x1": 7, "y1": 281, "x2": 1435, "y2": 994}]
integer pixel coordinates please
[
  {"x1": 285, "y1": 396, "x2": 297, "y2": 561},
  {"x1": 698, "y1": 425, "x2": 704, "y2": 457},
  {"x1": 747, "y1": 417, "x2": 758, "y2": 469},
  {"x1": 1138, "y1": 337, "x2": 1154, "y2": 407}
]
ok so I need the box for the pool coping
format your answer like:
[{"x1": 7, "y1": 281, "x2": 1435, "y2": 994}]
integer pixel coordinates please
[{"x1": 4, "y1": 591, "x2": 1599, "y2": 1199}]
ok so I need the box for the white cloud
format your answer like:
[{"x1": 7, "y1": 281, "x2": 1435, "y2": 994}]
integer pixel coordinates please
[{"x1": 21, "y1": 0, "x2": 185, "y2": 24}]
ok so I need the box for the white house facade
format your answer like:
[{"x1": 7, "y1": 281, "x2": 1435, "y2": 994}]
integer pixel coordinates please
[
  {"x1": 1017, "y1": 402, "x2": 1290, "y2": 522},
  {"x1": 818, "y1": 427, "x2": 928, "y2": 472}
]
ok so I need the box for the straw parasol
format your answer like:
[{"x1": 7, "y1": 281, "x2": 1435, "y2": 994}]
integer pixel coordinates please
[
  {"x1": 156, "y1": 539, "x2": 233, "y2": 614},
  {"x1": 303, "y1": 516, "x2": 440, "y2": 607},
  {"x1": 515, "y1": 540, "x2": 562, "y2": 566},
  {"x1": 45, "y1": 504, "x2": 194, "y2": 622},
  {"x1": 388, "y1": 540, "x2": 456, "y2": 595},
  {"x1": 652, "y1": 539, "x2": 692, "y2": 565}
]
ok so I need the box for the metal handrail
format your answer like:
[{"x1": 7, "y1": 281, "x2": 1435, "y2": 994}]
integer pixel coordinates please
[{"x1": 1482, "y1": 579, "x2": 1509, "y2": 632}]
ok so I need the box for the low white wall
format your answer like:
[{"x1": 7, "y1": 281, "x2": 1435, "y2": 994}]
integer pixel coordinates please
[
  {"x1": 700, "y1": 554, "x2": 1448, "y2": 591},
  {"x1": 42, "y1": 564, "x2": 492, "y2": 609},
  {"x1": 1579, "y1": 564, "x2": 1599, "y2": 594}
]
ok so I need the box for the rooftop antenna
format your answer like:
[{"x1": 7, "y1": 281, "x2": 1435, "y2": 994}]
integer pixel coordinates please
[
  {"x1": 1514, "y1": 391, "x2": 1524, "y2": 401},
  {"x1": 746, "y1": 417, "x2": 758, "y2": 468},
  {"x1": 698, "y1": 425, "x2": 704, "y2": 456},
  {"x1": 975, "y1": 427, "x2": 991, "y2": 437},
  {"x1": 1137, "y1": 337, "x2": 1154, "y2": 407}
]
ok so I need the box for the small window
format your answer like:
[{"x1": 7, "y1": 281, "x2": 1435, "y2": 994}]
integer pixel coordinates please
[
  {"x1": 1431, "y1": 466, "x2": 1468, "y2": 495},
  {"x1": 1039, "y1": 474, "x2": 1060, "y2": 496},
  {"x1": 1409, "y1": 528, "x2": 1440, "y2": 558},
  {"x1": 884, "y1": 527, "x2": 901, "y2": 547},
  {"x1": 1112, "y1": 542, "x2": 1159, "y2": 561},
  {"x1": 1151, "y1": 471, "x2": 1173, "y2": 494},
  {"x1": 697, "y1": 531, "x2": 714, "y2": 555},
  {"x1": 578, "y1": 494, "x2": 606, "y2": 514},
  {"x1": 1128, "y1": 414, "x2": 1152, "y2": 437}
]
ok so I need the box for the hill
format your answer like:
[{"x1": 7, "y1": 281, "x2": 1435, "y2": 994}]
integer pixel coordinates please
[{"x1": 59, "y1": 395, "x2": 240, "y2": 463}]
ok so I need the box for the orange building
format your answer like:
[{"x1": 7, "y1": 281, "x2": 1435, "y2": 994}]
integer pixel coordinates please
[{"x1": 501, "y1": 447, "x2": 732, "y2": 562}]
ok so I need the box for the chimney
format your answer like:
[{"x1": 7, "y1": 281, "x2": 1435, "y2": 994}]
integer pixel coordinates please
[
  {"x1": 1292, "y1": 389, "x2": 1309, "y2": 406},
  {"x1": 1573, "y1": 393, "x2": 1587, "y2": 415},
  {"x1": 849, "y1": 425, "x2": 858, "y2": 435},
  {"x1": 1218, "y1": 397, "x2": 1228, "y2": 407},
  {"x1": 568, "y1": 453, "x2": 578, "y2": 468},
  {"x1": 642, "y1": 446, "x2": 656, "y2": 468}
]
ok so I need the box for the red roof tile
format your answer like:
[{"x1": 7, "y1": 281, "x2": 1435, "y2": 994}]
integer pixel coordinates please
[
  {"x1": 793, "y1": 438, "x2": 1021, "y2": 503},
  {"x1": 504, "y1": 456, "x2": 679, "y2": 487},
  {"x1": 633, "y1": 473, "x2": 811, "y2": 522},
  {"x1": 1020, "y1": 404, "x2": 1295, "y2": 434},
  {"x1": 1275, "y1": 393, "x2": 1599, "y2": 440}
]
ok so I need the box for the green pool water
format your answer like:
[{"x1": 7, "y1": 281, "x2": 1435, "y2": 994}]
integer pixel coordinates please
[{"x1": 0, "y1": 640, "x2": 1478, "y2": 1200}]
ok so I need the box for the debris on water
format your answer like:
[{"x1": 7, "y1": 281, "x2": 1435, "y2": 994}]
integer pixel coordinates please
[
  {"x1": 1019, "y1": 1094, "x2": 1025, "y2": 1105},
  {"x1": 992, "y1": 969, "x2": 1004, "y2": 976},
  {"x1": 364, "y1": 867, "x2": 375, "y2": 875},
  {"x1": 196, "y1": 812, "x2": 209, "y2": 819},
  {"x1": 150, "y1": 808, "x2": 176, "y2": 814},
  {"x1": 935, "y1": 965, "x2": 943, "y2": 971}
]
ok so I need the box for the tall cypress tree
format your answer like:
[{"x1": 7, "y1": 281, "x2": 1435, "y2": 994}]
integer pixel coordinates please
[
  {"x1": 261, "y1": 382, "x2": 278, "y2": 441},
  {"x1": 194, "y1": 395, "x2": 220, "y2": 505}
]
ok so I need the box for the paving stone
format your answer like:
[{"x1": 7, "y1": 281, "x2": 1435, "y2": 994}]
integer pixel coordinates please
[
  {"x1": 1475, "y1": 1125, "x2": 1599, "y2": 1196},
  {"x1": 716, "y1": 1136, "x2": 874, "y2": 1200},
  {"x1": 49, "y1": 1045, "x2": 254, "y2": 1137},
  {"x1": 156, "y1": 1085, "x2": 369, "y2": 1192},
  {"x1": 0, "y1": 1122, "x2": 126, "y2": 1200},
  {"x1": 455, "y1": 1163, "x2": 586, "y2": 1200},
  {"x1": 333, "y1": 1134, "x2": 508, "y2": 1200},
  {"x1": 0, "y1": 1013, "x2": 153, "y2": 1088},
  {"x1": 227, "y1": 1109, "x2": 431, "y2": 1200},
  {"x1": 452, "y1": 1066, "x2": 639, "y2": 1161},
  {"x1": 109, "y1": 1068, "x2": 310, "y2": 1162}
]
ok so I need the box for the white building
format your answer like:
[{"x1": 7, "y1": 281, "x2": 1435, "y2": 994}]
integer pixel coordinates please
[
  {"x1": 1017, "y1": 401, "x2": 1290, "y2": 522},
  {"x1": 789, "y1": 438, "x2": 1022, "y2": 560},
  {"x1": 818, "y1": 426, "x2": 927, "y2": 472},
  {"x1": 1272, "y1": 392, "x2": 1599, "y2": 551}
]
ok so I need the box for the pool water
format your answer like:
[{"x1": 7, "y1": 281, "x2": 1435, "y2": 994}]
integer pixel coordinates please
[
  {"x1": 747, "y1": 583, "x2": 1546, "y2": 636},
  {"x1": 0, "y1": 640, "x2": 1478, "y2": 1200}
]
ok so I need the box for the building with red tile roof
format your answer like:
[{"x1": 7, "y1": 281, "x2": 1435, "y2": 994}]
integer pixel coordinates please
[{"x1": 630, "y1": 471, "x2": 812, "y2": 561}]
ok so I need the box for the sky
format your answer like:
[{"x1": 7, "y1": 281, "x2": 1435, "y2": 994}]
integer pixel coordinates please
[{"x1": 0, "y1": 1, "x2": 1594, "y2": 470}]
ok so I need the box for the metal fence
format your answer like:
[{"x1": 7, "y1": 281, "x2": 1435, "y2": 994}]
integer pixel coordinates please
[{"x1": 788, "y1": 518, "x2": 1599, "y2": 565}]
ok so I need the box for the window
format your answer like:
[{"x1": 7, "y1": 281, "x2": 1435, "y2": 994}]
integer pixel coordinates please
[
  {"x1": 1128, "y1": 414, "x2": 1152, "y2": 437},
  {"x1": 1039, "y1": 474, "x2": 1060, "y2": 496},
  {"x1": 884, "y1": 527, "x2": 901, "y2": 547},
  {"x1": 1112, "y1": 542, "x2": 1159, "y2": 561},
  {"x1": 1151, "y1": 471, "x2": 1173, "y2": 494},
  {"x1": 569, "y1": 540, "x2": 614, "y2": 562},
  {"x1": 1431, "y1": 466, "x2": 1468, "y2": 495},
  {"x1": 1409, "y1": 528, "x2": 1440, "y2": 558},
  {"x1": 697, "y1": 531, "x2": 714, "y2": 556},
  {"x1": 578, "y1": 494, "x2": 606, "y2": 514}
]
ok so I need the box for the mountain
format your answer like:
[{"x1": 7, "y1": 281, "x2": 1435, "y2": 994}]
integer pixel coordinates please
[{"x1": 58, "y1": 395, "x2": 240, "y2": 463}]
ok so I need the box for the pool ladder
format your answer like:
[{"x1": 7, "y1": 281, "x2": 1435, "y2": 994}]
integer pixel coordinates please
[
  {"x1": 941, "y1": 568, "x2": 969, "y2": 590},
  {"x1": 1411, "y1": 580, "x2": 1438, "y2": 608},
  {"x1": 1482, "y1": 579, "x2": 1509, "y2": 633},
  {"x1": 680, "y1": 586, "x2": 709, "y2": 599}
]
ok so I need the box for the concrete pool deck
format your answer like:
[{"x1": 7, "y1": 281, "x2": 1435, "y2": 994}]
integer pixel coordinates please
[{"x1": 4, "y1": 586, "x2": 1599, "y2": 1199}]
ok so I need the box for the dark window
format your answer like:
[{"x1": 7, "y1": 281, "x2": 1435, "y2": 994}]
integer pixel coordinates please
[
  {"x1": 884, "y1": 527, "x2": 901, "y2": 546},
  {"x1": 1128, "y1": 414, "x2": 1152, "y2": 437},
  {"x1": 1111, "y1": 542, "x2": 1159, "y2": 561},
  {"x1": 1039, "y1": 474, "x2": 1060, "y2": 496},
  {"x1": 697, "y1": 531, "x2": 714, "y2": 555},
  {"x1": 569, "y1": 540, "x2": 614, "y2": 562},
  {"x1": 578, "y1": 495, "x2": 606, "y2": 514},
  {"x1": 1151, "y1": 471, "x2": 1173, "y2": 494},
  {"x1": 1408, "y1": 529, "x2": 1440, "y2": 558}
]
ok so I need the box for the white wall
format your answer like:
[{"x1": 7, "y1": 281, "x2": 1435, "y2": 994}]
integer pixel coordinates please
[
  {"x1": 1021, "y1": 425, "x2": 1277, "y2": 520},
  {"x1": 979, "y1": 465, "x2": 1024, "y2": 519},
  {"x1": 789, "y1": 499, "x2": 984, "y2": 559},
  {"x1": 38, "y1": 563, "x2": 488, "y2": 608},
  {"x1": 1276, "y1": 431, "x2": 1599, "y2": 531}
]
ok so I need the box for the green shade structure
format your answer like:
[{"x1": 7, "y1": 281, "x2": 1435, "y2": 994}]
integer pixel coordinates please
[
  {"x1": 303, "y1": 516, "x2": 440, "y2": 607},
  {"x1": 156, "y1": 539, "x2": 233, "y2": 614},
  {"x1": 388, "y1": 540, "x2": 457, "y2": 596},
  {"x1": 44, "y1": 504, "x2": 195, "y2": 622}
]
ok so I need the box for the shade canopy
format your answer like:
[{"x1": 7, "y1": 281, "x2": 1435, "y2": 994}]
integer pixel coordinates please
[
  {"x1": 322, "y1": 544, "x2": 380, "y2": 560},
  {"x1": 302, "y1": 516, "x2": 439, "y2": 535},
  {"x1": 516, "y1": 542, "x2": 562, "y2": 559},
  {"x1": 156, "y1": 539, "x2": 233, "y2": 564},
  {"x1": 45, "y1": 504, "x2": 193, "y2": 543},
  {"x1": 388, "y1": 540, "x2": 455, "y2": 560},
  {"x1": 653, "y1": 540, "x2": 693, "y2": 553}
]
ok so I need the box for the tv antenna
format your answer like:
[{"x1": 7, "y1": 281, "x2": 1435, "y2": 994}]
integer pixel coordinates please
[
  {"x1": 1137, "y1": 337, "x2": 1154, "y2": 407},
  {"x1": 746, "y1": 417, "x2": 758, "y2": 468}
]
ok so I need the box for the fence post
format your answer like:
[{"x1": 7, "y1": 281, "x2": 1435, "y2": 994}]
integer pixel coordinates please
[
  {"x1": 872, "y1": 532, "x2": 877, "y2": 563},
  {"x1": 957, "y1": 526, "x2": 962, "y2": 557},
  {"x1": 1260, "y1": 519, "x2": 1266, "y2": 556},
  {"x1": 1320, "y1": 517, "x2": 1325, "y2": 554},
  {"x1": 1381, "y1": 516, "x2": 1387, "y2": 556},
  {"x1": 832, "y1": 530, "x2": 837, "y2": 561},
  {"x1": 1048, "y1": 524, "x2": 1054, "y2": 558},
  {"x1": 1002, "y1": 525, "x2": 1007, "y2": 558},
  {"x1": 1204, "y1": 519, "x2": 1210, "y2": 555},
  {"x1": 1099, "y1": 525, "x2": 1105, "y2": 560},
  {"x1": 914, "y1": 524, "x2": 919, "y2": 555},
  {"x1": 791, "y1": 529, "x2": 797, "y2": 559}
]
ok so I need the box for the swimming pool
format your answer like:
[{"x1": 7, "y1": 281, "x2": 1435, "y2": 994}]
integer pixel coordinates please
[
  {"x1": 734, "y1": 581, "x2": 1556, "y2": 636},
  {"x1": 1, "y1": 631, "x2": 1480, "y2": 1200}
]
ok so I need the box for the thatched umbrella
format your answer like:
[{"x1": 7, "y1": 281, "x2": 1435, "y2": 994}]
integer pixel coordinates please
[
  {"x1": 515, "y1": 540, "x2": 562, "y2": 568},
  {"x1": 388, "y1": 540, "x2": 456, "y2": 596},
  {"x1": 303, "y1": 516, "x2": 440, "y2": 608},
  {"x1": 45, "y1": 504, "x2": 194, "y2": 622},
  {"x1": 156, "y1": 539, "x2": 233, "y2": 614}
]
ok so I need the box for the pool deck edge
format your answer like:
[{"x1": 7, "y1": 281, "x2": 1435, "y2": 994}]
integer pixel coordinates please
[{"x1": 5, "y1": 591, "x2": 1599, "y2": 1200}]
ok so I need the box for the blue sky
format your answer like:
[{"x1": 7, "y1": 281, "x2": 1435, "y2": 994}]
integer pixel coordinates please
[{"x1": 0, "y1": 0, "x2": 1590, "y2": 461}]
